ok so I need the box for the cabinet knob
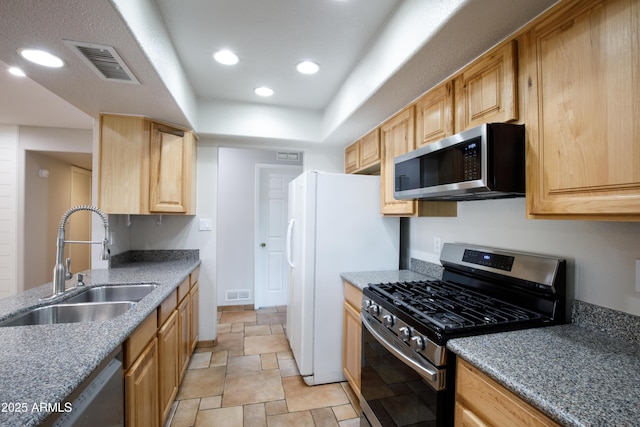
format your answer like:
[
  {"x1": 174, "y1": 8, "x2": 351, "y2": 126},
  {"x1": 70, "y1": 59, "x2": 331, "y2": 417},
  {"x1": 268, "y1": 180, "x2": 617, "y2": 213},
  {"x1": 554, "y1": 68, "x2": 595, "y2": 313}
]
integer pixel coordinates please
[{"x1": 260, "y1": 243, "x2": 266, "y2": 248}]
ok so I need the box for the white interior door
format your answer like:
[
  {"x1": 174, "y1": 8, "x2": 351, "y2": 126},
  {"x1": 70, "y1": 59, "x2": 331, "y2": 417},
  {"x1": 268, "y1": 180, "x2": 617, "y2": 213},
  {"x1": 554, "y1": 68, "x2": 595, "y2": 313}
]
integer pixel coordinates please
[{"x1": 255, "y1": 166, "x2": 301, "y2": 309}]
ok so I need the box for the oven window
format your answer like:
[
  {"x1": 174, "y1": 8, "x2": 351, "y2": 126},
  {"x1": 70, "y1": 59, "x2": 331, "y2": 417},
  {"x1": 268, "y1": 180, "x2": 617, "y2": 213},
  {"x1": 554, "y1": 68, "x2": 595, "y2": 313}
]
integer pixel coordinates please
[{"x1": 361, "y1": 326, "x2": 449, "y2": 427}]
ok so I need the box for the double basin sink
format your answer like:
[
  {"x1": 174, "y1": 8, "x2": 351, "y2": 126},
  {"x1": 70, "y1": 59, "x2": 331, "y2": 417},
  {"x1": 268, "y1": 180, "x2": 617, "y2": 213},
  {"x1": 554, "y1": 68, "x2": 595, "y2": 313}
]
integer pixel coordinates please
[{"x1": 0, "y1": 284, "x2": 158, "y2": 327}]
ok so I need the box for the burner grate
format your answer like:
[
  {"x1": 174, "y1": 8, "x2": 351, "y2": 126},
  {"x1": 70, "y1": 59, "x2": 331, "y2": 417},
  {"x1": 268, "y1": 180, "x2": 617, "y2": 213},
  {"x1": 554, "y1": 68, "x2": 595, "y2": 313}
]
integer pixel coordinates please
[{"x1": 370, "y1": 280, "x2": 542, "y2": 332}]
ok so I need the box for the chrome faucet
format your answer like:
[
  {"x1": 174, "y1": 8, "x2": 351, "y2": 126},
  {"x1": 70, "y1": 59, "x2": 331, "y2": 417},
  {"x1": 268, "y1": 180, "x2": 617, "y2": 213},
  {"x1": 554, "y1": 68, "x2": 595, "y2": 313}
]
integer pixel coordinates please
[{"x1": 44, "y1": 205, "x2": 110, "y2": 300}]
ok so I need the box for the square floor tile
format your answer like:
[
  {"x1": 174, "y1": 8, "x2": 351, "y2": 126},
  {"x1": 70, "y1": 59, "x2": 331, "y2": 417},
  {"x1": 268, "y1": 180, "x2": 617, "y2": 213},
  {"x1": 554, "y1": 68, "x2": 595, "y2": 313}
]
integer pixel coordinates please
[
  {"x1": 222, "y1": 369, "x2": 284, "y2": 407},
  {"x1": 176, "y1": 366, "x2": 226, "y2": 400},
  {"x1": 267, "y1": 410, "x2": 315, "y2": 427},
  {"x1": 227, "y1": 354, "x2": 261, "y2": 374},
  {"x1": 219, "y1": 311, "x2": 257, "y2": 324},
  {"x1": 245, "y1": 334, "x2": 290, "y2": 355},
  {"x1": 195, "y1": 406, "x2": 243, "y2": 427},
  {"x1": 169, "y1": 398, "x2": 199, "y2": 427},
  {"x1": 188, "y1": 352, "x2": 211, "y2": 369},
  {"x1": 282, "y1": 376, "x2": 349, "y2": 412}
]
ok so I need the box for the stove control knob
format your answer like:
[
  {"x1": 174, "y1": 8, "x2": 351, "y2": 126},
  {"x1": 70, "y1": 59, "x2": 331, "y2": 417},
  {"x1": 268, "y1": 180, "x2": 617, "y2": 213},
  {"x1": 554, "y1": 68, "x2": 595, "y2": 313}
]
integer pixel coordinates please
[
  {"x1": 367, "y1": 304, "x2": 380, "y2": 316},
  {"x1": 362, "y1": 300, "x2": 371, "y2": 311},
  {"x1": 382, "y1": 314, "x2": 395, "y2": 328},
  {"x1": 398, "y1": 326, "x2": 411, "y2": 341},
  {"x1": 410, "y1": 335, "x2": 425, "y2": 352}
]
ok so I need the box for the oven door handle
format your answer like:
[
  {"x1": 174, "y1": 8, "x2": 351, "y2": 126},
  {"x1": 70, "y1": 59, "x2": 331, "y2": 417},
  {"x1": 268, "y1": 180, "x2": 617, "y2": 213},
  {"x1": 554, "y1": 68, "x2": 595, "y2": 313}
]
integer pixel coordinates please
[{"x1": 361, "y1": 312, "x2": 439, "y2": 383}]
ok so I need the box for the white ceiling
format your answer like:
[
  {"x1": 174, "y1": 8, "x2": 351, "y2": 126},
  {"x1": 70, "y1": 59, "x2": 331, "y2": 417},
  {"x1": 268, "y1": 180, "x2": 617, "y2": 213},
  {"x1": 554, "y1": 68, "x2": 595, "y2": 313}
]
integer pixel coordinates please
[{"x1": 0, "y1": 0, "x2": 558, "y2": 148}]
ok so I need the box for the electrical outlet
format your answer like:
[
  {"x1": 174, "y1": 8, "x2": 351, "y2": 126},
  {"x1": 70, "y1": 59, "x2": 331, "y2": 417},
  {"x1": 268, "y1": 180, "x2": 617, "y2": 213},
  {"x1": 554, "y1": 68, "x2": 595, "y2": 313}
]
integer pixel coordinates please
[
  {"x1": 636, "y1": 260, "x2": 640, "y2": 292},
  {"x1": 434, "y1": 236, "x2": 442, "y2": 254}
]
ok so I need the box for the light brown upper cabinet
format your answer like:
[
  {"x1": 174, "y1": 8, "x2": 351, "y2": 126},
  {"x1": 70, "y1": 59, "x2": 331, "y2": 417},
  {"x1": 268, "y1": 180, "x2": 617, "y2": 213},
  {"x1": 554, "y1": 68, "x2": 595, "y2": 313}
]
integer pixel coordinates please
[
  {"x1": 380, "y1": 106, "x2": 417, "y2": 216},
  {"x1": 455, "y1": 40, "x2": 518, "y2": 132},
  {"x1": 344, "y1": 128, "x2": 381, "y2": 174},
  {"x1": 416, "y1": 80, "x2": 455, "y2": 148},
  {"x1": 99, "y1": 114, "x2": 197, "y2": 215},
  {"x1": 523, "y1": 0, "x2": 640, "y2": 220}
]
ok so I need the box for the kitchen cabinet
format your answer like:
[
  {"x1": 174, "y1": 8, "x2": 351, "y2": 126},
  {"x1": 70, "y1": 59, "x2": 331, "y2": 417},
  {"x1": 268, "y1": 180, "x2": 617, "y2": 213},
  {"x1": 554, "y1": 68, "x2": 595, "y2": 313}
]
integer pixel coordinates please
[
  {"x1": 190, "y1": 281, "x2": 200, "y2": 353},
  {"x1": 523, "y1": 0, "x2": 640, "y2": 220},
  {"x1": 345, "y1": 128, "x2": 381, "y2": 174},
  {"x1": 178, "y1": 293, "x2": 191, "y2": 380},
  {"x1": 123, "y1": 269, "x2": 200, "y2": 426},
  {"x1": 380, "y1": 105, "x2": 457, "y2": 217},
  {"x1": 416, "y1": 80, "x2": 454, "y2": 148},
  {"x1": 454, "y1": 40, "x2": 518, "y2": 132},
  {"x1": 380, "y1": 105, "x2": 417, "y2": 216},
  {"x1": 342, "y1": 281, "x2": 362, "y2": 399},
  {"x1": 455, "y1": 358, "x2": 559, "y2": 427},
  {"x1": 158, "y1": 308, "x2": 179, "y2": 423},
  {"x1": 98, "y1": 114, "x2": 197, "y2": 215},
  {"x1": 125, "y1": 337, "x2": 159, "y2": 427}
]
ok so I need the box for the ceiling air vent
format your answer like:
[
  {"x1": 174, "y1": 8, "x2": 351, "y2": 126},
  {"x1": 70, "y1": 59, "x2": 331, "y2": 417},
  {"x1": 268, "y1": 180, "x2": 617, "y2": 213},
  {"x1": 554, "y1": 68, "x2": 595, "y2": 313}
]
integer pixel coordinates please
[{"x1": 63, "y1": 40, "x2": 140, "y2": 84}]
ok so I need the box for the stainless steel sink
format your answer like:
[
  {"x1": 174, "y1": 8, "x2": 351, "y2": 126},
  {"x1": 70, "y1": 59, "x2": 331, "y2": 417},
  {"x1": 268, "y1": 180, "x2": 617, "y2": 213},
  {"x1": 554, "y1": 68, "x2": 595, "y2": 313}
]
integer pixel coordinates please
[
  {"x1": 0, "y1": 302, "x2": 136, "y2": 327},
  {"x1": 65, "y1": 284, "x2": 158, "y2": 304}
]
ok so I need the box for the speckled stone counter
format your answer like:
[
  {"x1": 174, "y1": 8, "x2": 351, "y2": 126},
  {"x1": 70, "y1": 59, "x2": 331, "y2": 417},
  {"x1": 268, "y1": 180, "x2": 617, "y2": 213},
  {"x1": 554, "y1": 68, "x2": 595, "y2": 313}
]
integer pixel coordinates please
[
  {"x1": 0, "y1": 255, "x2": 200, "y2": 427},
  {"x1": 341, "y1": 258, "x2": 443, "y2": 290},
  {"x1": 448, "y1": 303, "x2": 640, "y2": 426}
]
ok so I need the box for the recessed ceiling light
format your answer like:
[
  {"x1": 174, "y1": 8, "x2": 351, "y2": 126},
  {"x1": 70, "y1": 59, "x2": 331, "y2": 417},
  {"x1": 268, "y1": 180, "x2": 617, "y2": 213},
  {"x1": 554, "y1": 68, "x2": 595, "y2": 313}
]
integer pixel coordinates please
[
  {"x1": 19, "y1": 48, "x2": 64, "y2": 68},
  {"x1": 296, "y1": 61, "x2": 319, "y2": 75},
  {"x1": 8, "y1": 67, "x2": 26, "y2": 77},
  {"x1": 213, "y1": 49, "x2": 239, "y2": 65},
  {"x1": 254, "y1": 86, "x2": 274, "y2": 97}
]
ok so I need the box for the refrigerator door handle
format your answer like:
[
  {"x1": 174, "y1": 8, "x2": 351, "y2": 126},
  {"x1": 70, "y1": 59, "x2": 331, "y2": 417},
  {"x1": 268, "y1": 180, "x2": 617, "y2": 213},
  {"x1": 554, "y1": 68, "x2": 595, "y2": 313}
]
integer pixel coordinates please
[{"x1": 286, "y1": 218, "x2": 295, "y2": 268}]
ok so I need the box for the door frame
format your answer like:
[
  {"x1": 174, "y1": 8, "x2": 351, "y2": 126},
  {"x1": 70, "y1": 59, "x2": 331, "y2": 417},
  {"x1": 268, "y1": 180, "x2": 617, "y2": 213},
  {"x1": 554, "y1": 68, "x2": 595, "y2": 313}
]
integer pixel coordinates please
[{"x1": 254, "y1": 164, "x2": 302, "y2": 309}]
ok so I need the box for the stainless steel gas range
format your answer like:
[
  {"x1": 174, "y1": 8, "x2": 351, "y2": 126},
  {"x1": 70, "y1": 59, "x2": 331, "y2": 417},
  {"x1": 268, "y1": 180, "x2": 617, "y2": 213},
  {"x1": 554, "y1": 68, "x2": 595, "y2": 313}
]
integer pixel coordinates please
[{"x1": 360, "y1": 243, "x2": 567, "y2": 427}]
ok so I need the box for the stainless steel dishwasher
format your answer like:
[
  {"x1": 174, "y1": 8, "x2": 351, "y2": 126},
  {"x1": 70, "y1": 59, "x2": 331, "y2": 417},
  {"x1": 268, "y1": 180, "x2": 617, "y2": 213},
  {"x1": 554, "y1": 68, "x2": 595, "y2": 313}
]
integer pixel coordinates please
[{"x1": 47, "y1": 346, "x2": 124, "y2": 427}]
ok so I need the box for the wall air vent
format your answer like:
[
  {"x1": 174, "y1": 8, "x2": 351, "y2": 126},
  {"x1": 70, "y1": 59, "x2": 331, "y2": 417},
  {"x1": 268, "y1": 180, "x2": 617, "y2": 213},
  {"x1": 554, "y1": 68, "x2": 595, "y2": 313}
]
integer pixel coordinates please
[{"x1": 63, "y1": 40, "x2": 140, "y2": 84}]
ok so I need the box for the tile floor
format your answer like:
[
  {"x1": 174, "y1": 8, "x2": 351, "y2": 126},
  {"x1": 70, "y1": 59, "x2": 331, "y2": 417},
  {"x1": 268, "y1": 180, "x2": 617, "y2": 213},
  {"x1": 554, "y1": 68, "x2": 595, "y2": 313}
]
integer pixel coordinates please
[{"x1": 166, "y1": 306, "x2": 361, "y2": 427}]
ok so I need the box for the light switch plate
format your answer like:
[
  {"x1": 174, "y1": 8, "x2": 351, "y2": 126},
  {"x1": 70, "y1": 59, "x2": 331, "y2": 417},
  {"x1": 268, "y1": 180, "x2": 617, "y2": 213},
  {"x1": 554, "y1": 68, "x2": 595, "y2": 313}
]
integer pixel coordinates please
[{"x1": 199, "y1": 218, "x2": 212, "y2": 231}]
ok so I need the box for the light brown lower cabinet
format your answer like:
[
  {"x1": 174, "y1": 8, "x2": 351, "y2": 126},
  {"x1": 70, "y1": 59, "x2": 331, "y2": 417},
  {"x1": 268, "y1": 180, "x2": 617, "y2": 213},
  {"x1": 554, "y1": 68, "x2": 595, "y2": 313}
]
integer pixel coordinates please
[
  {"x1": 158, "y1": 310, "x2": 179, "y2": 423},
  {"x1": 455, "y1": 358, "x2": 559, "y2": 427},
  {"x1": 190, "y1": 281, "x2": 199, "y2": 353},
  {"x1": 124, "y1": 269, "x2": 200, "y2": 426},
  {"x1": 178, "y1": 295, "x2": 191, "y2": 380},
  {"x1": 342, "y1": 281, "x2": 363, "y2": 399},
  {"x1": 125, "y1": 337, "x2": 159, "y2": 427}
]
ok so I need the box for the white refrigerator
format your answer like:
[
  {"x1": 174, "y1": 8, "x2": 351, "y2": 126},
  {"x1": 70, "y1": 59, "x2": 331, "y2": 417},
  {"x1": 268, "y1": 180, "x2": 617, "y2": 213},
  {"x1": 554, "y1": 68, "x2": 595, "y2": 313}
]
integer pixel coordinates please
[{"x1": 286, "y1": 171, "x2": 399, "y2": 386}]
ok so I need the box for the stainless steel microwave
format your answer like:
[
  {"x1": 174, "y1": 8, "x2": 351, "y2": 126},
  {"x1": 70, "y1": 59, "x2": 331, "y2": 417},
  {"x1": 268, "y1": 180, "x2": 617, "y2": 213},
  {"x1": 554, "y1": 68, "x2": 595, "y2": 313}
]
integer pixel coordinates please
[{"x1": 393, "y1": 123, "x2": 525, "y2": 201}]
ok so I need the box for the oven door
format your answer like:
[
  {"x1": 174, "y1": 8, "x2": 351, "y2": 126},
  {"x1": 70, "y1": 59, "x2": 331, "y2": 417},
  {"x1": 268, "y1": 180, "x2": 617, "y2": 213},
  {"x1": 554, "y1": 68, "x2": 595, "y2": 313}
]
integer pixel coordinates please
[{"x1": 360, "y1": 313, "x2": 453, "y2": 427}]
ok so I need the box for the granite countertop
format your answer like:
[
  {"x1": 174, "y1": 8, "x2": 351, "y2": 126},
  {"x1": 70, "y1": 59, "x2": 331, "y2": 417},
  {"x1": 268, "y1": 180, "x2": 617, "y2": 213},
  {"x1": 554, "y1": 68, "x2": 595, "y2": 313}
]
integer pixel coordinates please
[
  {"x1": 448, "y1": 324, "x2": 640, "y2": 426},
  {"x1": 341, "y1": 259, "x2": 444, "y2": 290},
  {"x1": 0, "y1": 257, "x2": 200, "y2": 427}
]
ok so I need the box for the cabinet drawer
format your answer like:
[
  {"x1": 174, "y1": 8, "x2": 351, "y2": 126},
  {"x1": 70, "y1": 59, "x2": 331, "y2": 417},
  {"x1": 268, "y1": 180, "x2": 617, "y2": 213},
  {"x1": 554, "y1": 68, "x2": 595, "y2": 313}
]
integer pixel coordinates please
[
  {"x1": 158, "y1": 290, "x2": 177, "y2": 326},
  {"x1": 124, "y1": 313, "x2": 157, "y2": 370},
  {"x1": 344, "y1": 281, "x2": 362, "y2": 309}
]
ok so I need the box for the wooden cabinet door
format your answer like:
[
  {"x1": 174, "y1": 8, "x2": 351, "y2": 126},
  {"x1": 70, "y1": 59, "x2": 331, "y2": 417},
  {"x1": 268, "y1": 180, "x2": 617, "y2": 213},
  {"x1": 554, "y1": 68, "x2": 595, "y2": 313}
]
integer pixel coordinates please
[
  {"x1": 345, "y1": 141, "x2": 360, "y2": 174},
  {"x1": 524, "y1": 0, "x2": 640, "y2": 220},
  {"x1": 158, "y1": 310, "x2": 179, "y2": 424},
  {"x1": 342, "y1": 301, "x2": 362, "y2": 396},
  {"x1": 178, "y1": 296, "x2": 191, "y2": 380},
  {"x1": 416, "y1": 81, "x2": 454, "y2": 148},
  {"x1": 190, "y1": 282, "x2": 199, "y2": 353},
  {"x1": 149, "y1": 124, "x2": 187, "y2": 213},
  {"x1": 380, "y1": 106, "x2": 416, "y2": 215},
  {"x1": 456, "y1": 40, "x2": 518, "y2": 131},
  {"x1": 99, "y1": 115, "x2": 150, "y2": 214},
  {"x1": 125, "y1": 337, "x2": 159, "y2": 427},
  {"x1": 359, "y1": 128, "x2": 381, "y2": 170}
]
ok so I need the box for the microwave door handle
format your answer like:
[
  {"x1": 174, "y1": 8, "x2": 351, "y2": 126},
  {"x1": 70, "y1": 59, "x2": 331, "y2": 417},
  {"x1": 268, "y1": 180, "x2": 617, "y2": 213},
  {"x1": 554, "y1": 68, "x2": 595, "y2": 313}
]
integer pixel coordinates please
[{"x1": 286, "y1": 218, "x2": 295, "y2": 268}]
